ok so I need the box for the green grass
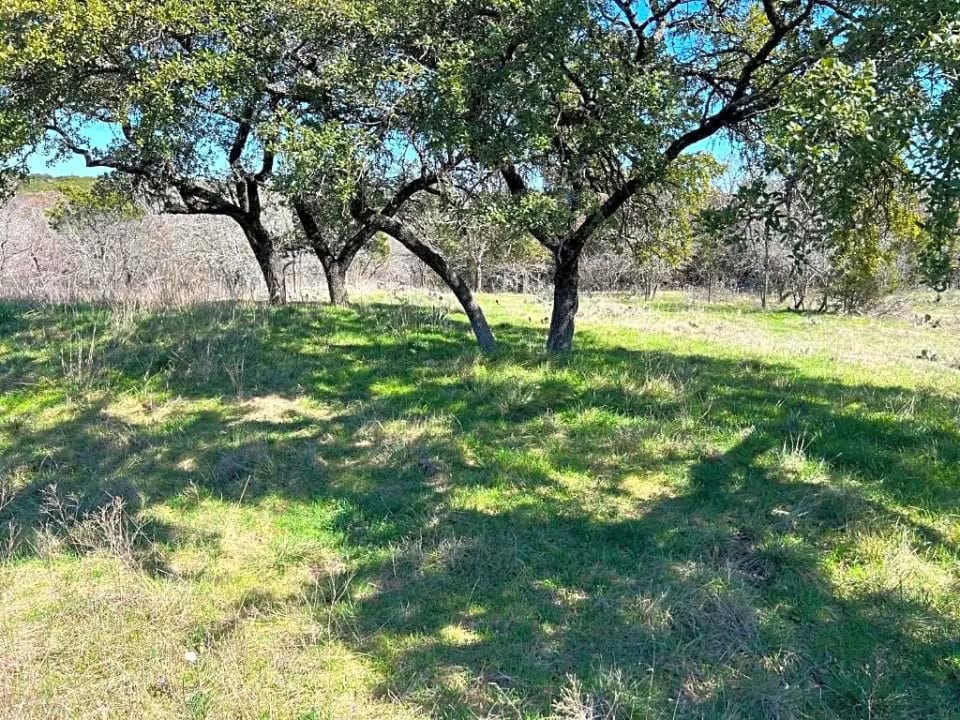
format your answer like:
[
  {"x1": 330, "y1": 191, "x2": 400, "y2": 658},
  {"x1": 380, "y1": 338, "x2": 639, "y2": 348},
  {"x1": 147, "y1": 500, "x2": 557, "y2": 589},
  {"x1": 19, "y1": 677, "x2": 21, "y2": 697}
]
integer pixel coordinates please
[{"x1": 1, "y1": 291, "x2": 959, "y2": 719}]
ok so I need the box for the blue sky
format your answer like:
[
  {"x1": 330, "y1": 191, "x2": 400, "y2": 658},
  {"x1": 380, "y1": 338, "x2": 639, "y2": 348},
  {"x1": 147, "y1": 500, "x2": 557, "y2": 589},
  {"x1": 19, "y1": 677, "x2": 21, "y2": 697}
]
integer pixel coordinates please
[
  {"x1": 29, "y1": 126, "x2": 742, "y2": 186},
  {"x1": 28, "y1": 150, "x2": 107, "y2": 177},
  {"x1": 26, "y1": 123, "x2": 116, "y2": 177}
]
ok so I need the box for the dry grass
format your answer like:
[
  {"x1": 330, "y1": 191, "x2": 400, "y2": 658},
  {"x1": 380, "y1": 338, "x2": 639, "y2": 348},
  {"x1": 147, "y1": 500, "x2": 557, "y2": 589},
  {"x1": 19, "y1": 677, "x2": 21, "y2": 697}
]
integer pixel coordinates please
[{"x1": 1, "y1": 292, "x2": 959, "y2": 718}]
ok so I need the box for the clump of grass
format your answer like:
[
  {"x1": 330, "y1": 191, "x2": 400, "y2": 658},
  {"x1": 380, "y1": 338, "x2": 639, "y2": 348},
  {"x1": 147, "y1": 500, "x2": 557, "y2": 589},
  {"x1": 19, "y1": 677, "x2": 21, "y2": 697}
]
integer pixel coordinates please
[
  {"x1": 775, "y1": 430, "x2": 820, "y2": 481},
  {"x1": 305, "y1": 558, "x2": 357, "y2": 638},
  {"x1": 0, "y1": 520, "x2": 23, "y2": 563},
  {"x1": 59, "y1": 324, "x2": 102, "y2": 393},
  {"x1": 223, "y1": 356, "x2": 246, "y2": 398},
  {"x1": 0, "y1": 468, "x2": 26, "y2": 562},
  {"x1": 358, "y1": 297, "x2": 453, "y2": 341},
  {"x1": 37, "y1": 484, "x2": 149, "y2": 569},
  {"x1": 550, "y1": 671, "x2": 638, "y2": 720},
  {"x1": 214, "y1": 446, "x2": 263, "y2": 485},
  {"x1": 0, "y1": 470, "x2": 17, "y2": 513},
  {"x1": 551, "y1": 675, "x2": 613, "y2": 720}
]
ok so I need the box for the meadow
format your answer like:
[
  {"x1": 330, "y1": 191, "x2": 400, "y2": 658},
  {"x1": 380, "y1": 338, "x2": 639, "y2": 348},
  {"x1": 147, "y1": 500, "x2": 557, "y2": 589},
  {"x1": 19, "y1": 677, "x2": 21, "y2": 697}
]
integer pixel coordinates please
[{"x1": 1, "y1": 291, "x2": 959, "y2": 719}]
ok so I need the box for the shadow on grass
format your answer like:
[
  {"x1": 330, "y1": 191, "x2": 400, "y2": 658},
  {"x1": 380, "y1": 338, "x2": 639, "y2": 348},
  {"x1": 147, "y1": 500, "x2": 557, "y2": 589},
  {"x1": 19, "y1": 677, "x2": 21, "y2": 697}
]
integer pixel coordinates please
[{"x1": 1, "y1": 300, "x2": 959, "y2": 717}]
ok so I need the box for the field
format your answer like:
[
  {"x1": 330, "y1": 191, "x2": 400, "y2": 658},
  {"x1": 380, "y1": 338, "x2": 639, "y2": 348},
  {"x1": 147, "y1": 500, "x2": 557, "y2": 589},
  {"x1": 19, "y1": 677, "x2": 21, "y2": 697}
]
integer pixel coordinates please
[{"x1": 1, "y1": 291, "x2": 959, "y2": 719}]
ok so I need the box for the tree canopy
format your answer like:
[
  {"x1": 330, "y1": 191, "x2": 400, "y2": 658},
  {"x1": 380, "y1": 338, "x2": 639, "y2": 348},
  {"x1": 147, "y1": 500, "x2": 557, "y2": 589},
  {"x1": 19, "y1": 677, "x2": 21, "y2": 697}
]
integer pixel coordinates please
[{"x1": 2, "y1": 0, "x2": 958, "y2": 349}]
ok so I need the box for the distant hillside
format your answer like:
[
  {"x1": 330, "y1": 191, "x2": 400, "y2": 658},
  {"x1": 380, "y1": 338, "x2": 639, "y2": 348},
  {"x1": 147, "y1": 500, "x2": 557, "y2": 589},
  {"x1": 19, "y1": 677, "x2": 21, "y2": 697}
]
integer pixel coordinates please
[{"x1": 20, "y1": 174, "x2": 98, "y2": 195}]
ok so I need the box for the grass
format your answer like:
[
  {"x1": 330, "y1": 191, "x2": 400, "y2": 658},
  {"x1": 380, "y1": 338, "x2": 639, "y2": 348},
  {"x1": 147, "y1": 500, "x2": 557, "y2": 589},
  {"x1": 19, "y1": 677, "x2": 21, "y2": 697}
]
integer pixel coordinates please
[{"x1": 1, "y1": 290, "x2": 959, "y2": 719}]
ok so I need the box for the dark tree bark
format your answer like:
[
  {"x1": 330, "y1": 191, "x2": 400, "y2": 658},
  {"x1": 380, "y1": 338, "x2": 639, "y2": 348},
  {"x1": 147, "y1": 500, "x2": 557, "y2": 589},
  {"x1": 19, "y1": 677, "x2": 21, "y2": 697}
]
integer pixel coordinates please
[
  {"x1": 321, "y1": 258, "x2": 349, "y2": 306},
  {"x1": 367, "y1": 212, "x2": 496, "y2": 352},
  {"x1": 240, "y1": 218, "x2": 284, "y2": 305},
  {"x1": 546, "y1": 248, "x2": 580, "y2": 352},
  {"x1": 294, "y1": 201, "x2": 347, "y2": 305},
  {"x1": 293, "y1": 201, "x2": 383, "y2": 306},
  {"x1": 44, "y1": 110, "x2": 292, "y2": 306}
]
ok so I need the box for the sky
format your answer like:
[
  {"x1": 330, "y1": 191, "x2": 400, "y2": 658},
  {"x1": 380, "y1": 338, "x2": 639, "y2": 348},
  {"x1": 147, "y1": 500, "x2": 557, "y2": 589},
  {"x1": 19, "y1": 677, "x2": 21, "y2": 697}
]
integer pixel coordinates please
[
  {"x1": 26, "y1": 123, "x2": 117, "y2": 177},
  {"x1": 27, "y1": 150, "x2": 107, "y2": 177},
  {"x1": 27, "y1": 124, "x2": 743, "y2": 192}
]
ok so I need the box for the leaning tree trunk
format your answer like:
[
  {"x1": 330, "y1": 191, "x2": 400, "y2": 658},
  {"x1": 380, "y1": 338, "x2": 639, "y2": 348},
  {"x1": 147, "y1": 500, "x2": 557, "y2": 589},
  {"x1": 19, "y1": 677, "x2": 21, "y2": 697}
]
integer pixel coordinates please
[
  {"x1": 368, "y1": 213, "x2": 496, "y2": 352},
  {"x1": 546, "y1": 249, "x2": 580, "y2": 353},
  {"x1": 240, "y1": 219, "x2": 284, "y2": 305}
]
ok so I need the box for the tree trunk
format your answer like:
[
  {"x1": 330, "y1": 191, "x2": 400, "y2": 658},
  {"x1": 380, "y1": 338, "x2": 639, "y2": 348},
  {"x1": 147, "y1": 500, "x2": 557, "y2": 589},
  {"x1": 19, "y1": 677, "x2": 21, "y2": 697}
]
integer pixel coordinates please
[
  {"x1": 472, "y1": 260, "x2": 483, "y2": 293},
  {"x1": 321, "y1": 258, "x2": 349, "y2": 306},
  {"x1": 761, "y1": 226, "x2": 770, "y2": 310},
  {"x1": 240, "y1": 219, "x2": 284, "y2": 305},
  {"x1": 368, "y1": 213, "x2": 496, "y2": 352},
  {"x1": 546, "y1": 249, "x2": 579, "y2": 353},
  {"x1": 292, "y1": 201, "x2": 362, "y2": 306}
]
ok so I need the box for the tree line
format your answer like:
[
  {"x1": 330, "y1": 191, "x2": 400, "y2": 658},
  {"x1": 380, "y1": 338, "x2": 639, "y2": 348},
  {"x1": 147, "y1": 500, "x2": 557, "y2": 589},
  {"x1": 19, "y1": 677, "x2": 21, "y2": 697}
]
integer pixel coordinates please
[{"x1": 1, "y1": 0, "x2": 958, "y2": 352}]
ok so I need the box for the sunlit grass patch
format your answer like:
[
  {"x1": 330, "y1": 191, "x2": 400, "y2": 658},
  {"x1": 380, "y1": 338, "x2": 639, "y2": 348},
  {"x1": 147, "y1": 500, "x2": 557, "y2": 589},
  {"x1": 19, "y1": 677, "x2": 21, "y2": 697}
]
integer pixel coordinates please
[{"x1": 1, "y1": 291, "x2": 960, "y2": 718}]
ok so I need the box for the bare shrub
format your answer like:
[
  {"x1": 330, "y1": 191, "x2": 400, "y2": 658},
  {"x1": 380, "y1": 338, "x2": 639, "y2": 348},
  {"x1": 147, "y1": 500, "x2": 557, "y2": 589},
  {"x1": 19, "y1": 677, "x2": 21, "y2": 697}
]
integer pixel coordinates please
[
  {"x1": 38, "y1": 484, "x2": 147, "y2": 568},
  {"x1": 0, "y1": 194, "x2": 278, "y2": 306},
  {"x1": 0, "y1": 472, "x2": 16, "y2": 514}
]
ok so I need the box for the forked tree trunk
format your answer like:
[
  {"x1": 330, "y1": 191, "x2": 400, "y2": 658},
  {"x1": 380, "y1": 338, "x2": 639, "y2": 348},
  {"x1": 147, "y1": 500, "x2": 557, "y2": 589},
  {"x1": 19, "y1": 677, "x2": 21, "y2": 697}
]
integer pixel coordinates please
[
  {"x1": 546, "y1": 249, "x2": 580, "y2": 353},
  {"x1": 368, "y1": 213, "x2": 496, "y2": 352},
  {"x1": 293, "y1": 200, "x2": 368, "y2": 307},
  {"x1": 241, "y1": 219, "x2": 284, "y2": 305}
]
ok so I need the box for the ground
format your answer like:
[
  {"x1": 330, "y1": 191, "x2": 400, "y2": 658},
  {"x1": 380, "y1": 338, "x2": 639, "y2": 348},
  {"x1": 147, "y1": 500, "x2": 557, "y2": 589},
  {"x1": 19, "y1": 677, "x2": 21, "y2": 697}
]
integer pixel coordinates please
[{"x1": 1, "y1": 290, "x2": 959, "y2": 719}]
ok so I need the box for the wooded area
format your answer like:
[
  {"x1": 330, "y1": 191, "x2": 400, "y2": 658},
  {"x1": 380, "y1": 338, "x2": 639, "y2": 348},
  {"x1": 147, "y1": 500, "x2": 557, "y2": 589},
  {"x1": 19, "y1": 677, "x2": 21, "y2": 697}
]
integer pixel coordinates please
[{"x1": 2, "y1": 1, "x2": 958, "y2": 350}]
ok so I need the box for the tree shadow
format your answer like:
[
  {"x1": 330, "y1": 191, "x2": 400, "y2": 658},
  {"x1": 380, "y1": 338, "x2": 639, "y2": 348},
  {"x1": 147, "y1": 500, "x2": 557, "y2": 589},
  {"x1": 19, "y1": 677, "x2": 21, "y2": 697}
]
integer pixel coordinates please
[{"x1": 1, "y1": 301, "x2": 959, "y2": 717}]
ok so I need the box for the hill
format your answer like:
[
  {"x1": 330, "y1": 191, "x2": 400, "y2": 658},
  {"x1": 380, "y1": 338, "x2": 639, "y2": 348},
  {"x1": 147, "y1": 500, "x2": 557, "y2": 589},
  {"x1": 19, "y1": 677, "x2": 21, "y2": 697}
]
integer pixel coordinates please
[{"x1": 19, "y1": 174, "x2": 98, "y2": 195}]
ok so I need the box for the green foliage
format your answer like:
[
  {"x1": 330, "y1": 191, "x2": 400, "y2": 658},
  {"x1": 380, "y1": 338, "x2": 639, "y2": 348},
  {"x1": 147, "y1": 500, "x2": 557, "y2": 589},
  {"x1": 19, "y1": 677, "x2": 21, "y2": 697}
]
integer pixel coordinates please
[
  {"x1": 2, "y1": 0, "x2": 958, "y2": 322},
  {"x1": 620, "y1": 154, "x2": 723, "y2": 271},
  {"x1": 768, "y1": 2, "x2": 960, "y2": 292},
  {"x1": 372, "y1": 232, "x2": 391, "y2": 257},
  {"x1": 426, "y1": 184, "x2": 548, "y2": 287}
]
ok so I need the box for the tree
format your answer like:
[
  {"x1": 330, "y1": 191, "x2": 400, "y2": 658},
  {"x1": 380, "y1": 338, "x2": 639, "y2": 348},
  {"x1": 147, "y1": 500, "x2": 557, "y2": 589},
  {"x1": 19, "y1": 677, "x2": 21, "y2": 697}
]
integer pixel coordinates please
[
  {"x1": 273, "y1": 120, "x2": 499, "y2": 349},
  {"x1": 406, "y1": 0, "x2": 871, "y2": 350},
  {"x1": 767, "y1": 2, "x2": 960, "y2": 294},
  {"x1": 0, "y1": 0, "x2": 360, "y2": 304},
  {"x1": 614, "y1": 156, "x2": 721, "y2": 300},
  {"x1": 705, "y1": 155, "x2": 926, "y2": 313},
  {"x1": 263, "y1": 5, "x2": 499, "y2": 349},
  {"x1": 419, "y1": 169, "x2": 547, "y2": 293},
  {"x1": 1, "y1": 0, "x2": 498, "y2": 343}
]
